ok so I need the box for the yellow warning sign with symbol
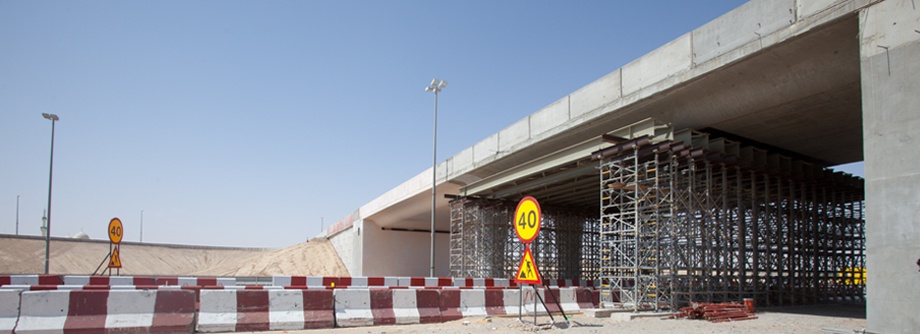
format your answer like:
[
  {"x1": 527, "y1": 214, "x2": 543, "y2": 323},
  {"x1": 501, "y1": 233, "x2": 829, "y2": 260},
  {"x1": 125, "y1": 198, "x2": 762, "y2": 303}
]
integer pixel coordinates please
[
  {"x1": 514, "y1": 246, "x2": 542, "y2": 284},
  {"x1": 108, "y1": 247, "x2": 122, "y2": 268}
]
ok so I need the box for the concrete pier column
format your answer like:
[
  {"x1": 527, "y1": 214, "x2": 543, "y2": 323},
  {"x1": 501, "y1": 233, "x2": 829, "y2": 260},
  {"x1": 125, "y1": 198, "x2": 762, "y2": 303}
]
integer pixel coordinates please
[{"x1": 859, "y1": 1, "x2": 920, "y2": 333}]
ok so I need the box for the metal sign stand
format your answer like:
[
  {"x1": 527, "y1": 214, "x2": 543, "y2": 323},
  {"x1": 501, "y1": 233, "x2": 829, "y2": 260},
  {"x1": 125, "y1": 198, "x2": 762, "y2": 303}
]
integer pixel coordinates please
[
  {"x1": 94, "y1": 217, "x2": 123, "y2": 275},
  {"x1": 512, "y1": 197, "x2": 569, "y2": 329}
]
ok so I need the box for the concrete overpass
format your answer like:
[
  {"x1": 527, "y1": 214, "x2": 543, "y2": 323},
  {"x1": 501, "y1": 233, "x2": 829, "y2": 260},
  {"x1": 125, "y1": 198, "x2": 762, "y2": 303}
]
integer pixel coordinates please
[{"x1": 323, "y1": 1, "x2": 918, "y2": 332}]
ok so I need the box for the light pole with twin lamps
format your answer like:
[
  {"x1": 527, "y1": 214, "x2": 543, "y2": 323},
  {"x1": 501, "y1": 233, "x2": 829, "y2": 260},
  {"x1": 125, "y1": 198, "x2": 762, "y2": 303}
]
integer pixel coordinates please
[
  {"x1": 41, "y1": 113, "x2": 59, "y2": 275},
  {"x1": 425, "y1": 79, "x2": 446, "y2": 277}
]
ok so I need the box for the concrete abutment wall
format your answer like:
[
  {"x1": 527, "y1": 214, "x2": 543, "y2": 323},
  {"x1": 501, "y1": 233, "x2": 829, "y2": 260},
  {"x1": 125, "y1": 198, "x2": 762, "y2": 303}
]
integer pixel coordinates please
[{"x1": 859, "y1": 1, "x2": 920, "y2": 333}]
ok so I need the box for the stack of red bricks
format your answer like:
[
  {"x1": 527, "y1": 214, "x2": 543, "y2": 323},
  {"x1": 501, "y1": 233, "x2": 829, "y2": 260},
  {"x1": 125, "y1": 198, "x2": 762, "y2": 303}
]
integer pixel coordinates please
[{"x1": 669, "y1": 302, "x2": 757, "y2": 323}]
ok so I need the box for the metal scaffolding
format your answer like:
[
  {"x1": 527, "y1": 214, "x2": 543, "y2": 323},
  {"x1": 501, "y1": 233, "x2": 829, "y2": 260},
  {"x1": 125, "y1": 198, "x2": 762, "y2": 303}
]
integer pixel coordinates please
[
  {"x1": 449, "y1": 197, "x2": 599, "y2": 281},
  {"x1": 595, "y1": 123, "x2": 865, "y2": 310},
  {"x1": 449, "y1": 119, "x2": 864, "y2": 311}
]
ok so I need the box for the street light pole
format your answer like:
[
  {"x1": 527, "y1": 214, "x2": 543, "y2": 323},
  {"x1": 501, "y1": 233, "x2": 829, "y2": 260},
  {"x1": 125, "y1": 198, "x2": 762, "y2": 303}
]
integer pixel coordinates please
[
  {"x1": 425, "y1": 78, "x2": 446, "y2": 277},
  {"x1": 41, "y1": 113, "x2": 59, "y2": 275},
  {"x1": 16, "y1": 195, "x2": 20, "y2": 235}
]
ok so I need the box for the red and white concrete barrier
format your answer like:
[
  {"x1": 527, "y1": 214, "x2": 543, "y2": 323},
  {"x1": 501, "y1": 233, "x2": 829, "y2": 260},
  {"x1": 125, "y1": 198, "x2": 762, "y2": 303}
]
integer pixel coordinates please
[
  {"x1": 350, "y1": 276, "x2": 400, "y2": 288},
  {"x1": 392, "y1": 289, "x2": 442, "y2": 324},
  {"x1": 491, "y1": 288, "x2": 524, "y2": 315},
  {"x1": 161, "y1": 276, "x2": 235, "y2": 286},
  {"x1": 0, "y1": 290, "x2": 20, "y2": 334},
  {"x1": 196, "y1": 289, "x2": 334, "y2": 332},
  {"x1": 439, "y1": 288, "x2": 522, "y2": 319},
  {"x1": 440, "y1": 288, "x2": 508, "y2": 318},
  {"x1": 0, "y1": 275, "x2": 62, "y2": 286},
  {"x1": 333, "y1": 289, "x2": 391, "y2": 327},
  {"x1": 452, "y1": 277, "x2": 511, "y2": 288},
  {"x1": 396, "y1": 277, "x2": 454, "y2": 288},
  {"x1": 333, "y1": 288, "x2": 441, "y2": 327},
  {"x1": 272, "y1": 276, "x2": 344, "y2": 288},
  {"x1": 63, "y1": 275, "x2": 155, "y2": 286},
  {"x1": 18, "y1": 275, "x2": 238, "y2": 288},
  {"x1": 519, "y1": 287, "x2": 583, "y2": 314},
  {"x1": 269, "y1": 275, "x2": 596, "y2": 289},
  {"x1": 575, "y1": 287, "x2": 600, "y2": 308},
  {"x1": 14, "y1": 289, "x2": 195, "y2": 333}
]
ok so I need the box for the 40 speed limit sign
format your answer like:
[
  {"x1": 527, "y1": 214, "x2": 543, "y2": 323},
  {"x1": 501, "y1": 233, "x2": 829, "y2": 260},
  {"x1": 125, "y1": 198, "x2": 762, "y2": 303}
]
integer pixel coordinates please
[
  {"x1": 513, "y1": 196, "x2": 541, "y2": 243},
  {"x1": 108, "y1": 217, "x2": 123, "y2": 244}
]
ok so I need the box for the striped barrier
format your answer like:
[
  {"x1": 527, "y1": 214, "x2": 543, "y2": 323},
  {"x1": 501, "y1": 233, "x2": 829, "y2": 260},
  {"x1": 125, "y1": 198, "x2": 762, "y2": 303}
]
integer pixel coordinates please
[
  {"x1": 0, "y1": 275, "x2": 63, "y2": 286},
  {"x1": 2, "y1": 284, "x2": 598, "y2": 332},
  {"x1": 521, "y1": 287, "x2": 569, "y2": 314},
  {"x1": 196, "y1": 289, "x2": 334, "y2": 332},
  {"x1": 352, "y1": 276, "x2": 400, "y2": 288},
  {"x1": 0, "y1": 284, "x2": 329, "y2": 300},
  {"x1": 333, "y1": 288, "x2": 390, "y2": 327},
  {"x1": 438, "y1": 288, "x2": 521, "y2": 319},
  {"x1": 452, "y1": 277, "x2": 513, "y2": 288},
  {"x1": 4, "y1": 275, "x2": 592, "y2": 289},
  {"x1": 272, "y1": 276, "x2": 546, "y2": 289},
  {"x1": 397, "y1": 277, "x2": 454, "y2": 288},
  {"x1": 64, "y1": 275, "x2": 157, "y2": 286},
  {"x1": 389, "y1": 289, "x2": 441, "y2": 324},
  {"x1": 14, "y1": 289, "x2": 195, "y2": 333},
  {"x1": 332, "y1": 288, "x2": 442, "y2": 327},
  {"x1": 575, "y1": 287, "x2": 601, "y2": 308},
  {"x1": 289, "y1": 276, "x2": 407, "y2": 288},
  {"x1": 272, "y1": 276, "x2": 349, "y2": 288},
  {"x1": 489, "y1": 288, "x2": 524, "y2": 315},
  {"x1": 1, "y1": 275, "x2": 236, "y2": 288},
  {"x1": 0, "y1": 290, "x2": 20, "y2": 334}
]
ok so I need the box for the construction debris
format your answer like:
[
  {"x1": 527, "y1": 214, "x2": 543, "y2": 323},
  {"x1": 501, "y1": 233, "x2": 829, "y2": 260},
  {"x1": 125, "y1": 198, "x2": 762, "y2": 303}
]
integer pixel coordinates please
[{"x1": 668, "y1": 302, "x2": 758, "y2": 323}]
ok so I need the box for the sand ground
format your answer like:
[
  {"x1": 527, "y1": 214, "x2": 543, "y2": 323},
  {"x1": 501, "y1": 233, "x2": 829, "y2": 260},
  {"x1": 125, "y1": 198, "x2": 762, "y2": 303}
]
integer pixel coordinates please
[
  {"x1": 252, "y1": 304, "x2": 866, "y2": 334},
  {"x1": 0, "y1": 235, "x2": 347, "y2": 277}
]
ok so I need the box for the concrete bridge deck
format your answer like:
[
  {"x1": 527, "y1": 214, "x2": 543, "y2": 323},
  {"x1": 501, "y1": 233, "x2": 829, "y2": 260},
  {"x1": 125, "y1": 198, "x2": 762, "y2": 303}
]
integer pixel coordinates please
[{"x1": 324, "y1": 1, "x2": 919, "y2": 332}]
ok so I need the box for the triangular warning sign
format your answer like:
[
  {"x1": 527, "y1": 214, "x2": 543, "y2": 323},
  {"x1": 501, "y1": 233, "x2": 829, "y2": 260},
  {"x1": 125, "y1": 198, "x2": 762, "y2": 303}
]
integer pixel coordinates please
[
  {"x1": 514, "y1": 246, "x2": 542, "y2": 284},
  {"x1": 108, "y1": 247, "x2": 122, "y2": 268}
]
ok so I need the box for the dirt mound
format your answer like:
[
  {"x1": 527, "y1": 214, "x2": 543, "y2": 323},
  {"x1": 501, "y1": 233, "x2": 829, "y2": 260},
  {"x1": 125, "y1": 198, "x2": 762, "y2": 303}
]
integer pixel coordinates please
[
  {"x1": 193, "y1": 238, "x2": 349, "y2": 277},
  {"x1": 0, "y1": 235, "x2": 347, "y2": 277}
]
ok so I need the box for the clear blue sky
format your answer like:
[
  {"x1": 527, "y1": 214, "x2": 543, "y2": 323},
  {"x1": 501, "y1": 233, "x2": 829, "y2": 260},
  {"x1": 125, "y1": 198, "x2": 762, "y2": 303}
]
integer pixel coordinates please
[{"x1": 0, "y1": 1, "x2": 862, "y2": 248}]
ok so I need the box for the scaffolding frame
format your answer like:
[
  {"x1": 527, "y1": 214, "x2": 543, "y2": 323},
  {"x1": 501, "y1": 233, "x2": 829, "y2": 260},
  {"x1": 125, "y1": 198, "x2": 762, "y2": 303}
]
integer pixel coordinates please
[
  {"x1": 596, "y1": 127, "x2": 865, "y2": 310},
  {"x1": 449, "y1": 197, "x2": 599, "y2": 281},
  {"x1": 449, "y1": 120, "x2": 864, "y2": 311}
]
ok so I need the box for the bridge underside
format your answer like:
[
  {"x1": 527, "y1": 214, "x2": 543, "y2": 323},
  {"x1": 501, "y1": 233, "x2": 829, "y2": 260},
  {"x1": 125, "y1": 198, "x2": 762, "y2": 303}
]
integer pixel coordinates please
[{"x1": 447, "y1": 15, "x2": 866, "y2": 309}]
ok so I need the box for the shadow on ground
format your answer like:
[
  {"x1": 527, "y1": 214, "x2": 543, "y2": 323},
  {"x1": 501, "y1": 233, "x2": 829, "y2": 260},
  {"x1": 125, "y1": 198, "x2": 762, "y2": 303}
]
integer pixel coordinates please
[{"x1": 760, "y1": 303, "x2": 865, "y2": 319}]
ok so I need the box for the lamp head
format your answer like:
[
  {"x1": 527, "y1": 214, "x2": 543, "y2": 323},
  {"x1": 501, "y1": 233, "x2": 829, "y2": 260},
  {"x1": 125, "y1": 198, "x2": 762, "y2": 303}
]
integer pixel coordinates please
[
  {"x1": 425, "y1": 78, "x2": 447, "y2": 93},
  {"x1": 42, "y1": 113, "x2": 59, "y2": 121}
]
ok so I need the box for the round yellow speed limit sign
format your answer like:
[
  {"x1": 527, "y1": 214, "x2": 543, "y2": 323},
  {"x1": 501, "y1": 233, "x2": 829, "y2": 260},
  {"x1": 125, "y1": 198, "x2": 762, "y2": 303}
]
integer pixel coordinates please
[
  {"x1": 514, "y1": 196, "x2": 542, "y2": 243},
  {"x1": 108, "y1": 217, "x2": 124, "y2": 244}
]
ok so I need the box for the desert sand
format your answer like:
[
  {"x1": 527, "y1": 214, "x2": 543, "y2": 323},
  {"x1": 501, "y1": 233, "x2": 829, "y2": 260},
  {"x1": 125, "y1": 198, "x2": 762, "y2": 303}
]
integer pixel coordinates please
[
  {"x1": 255, "y1": 304, "x2": 867, "y2": 334},
  {"x1": 0, "y1": 235, "x2": 347, "y2": 277}
]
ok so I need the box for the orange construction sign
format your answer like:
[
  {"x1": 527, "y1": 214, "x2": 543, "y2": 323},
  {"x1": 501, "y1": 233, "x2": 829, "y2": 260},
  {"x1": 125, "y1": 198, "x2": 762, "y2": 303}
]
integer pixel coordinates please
[
  {"x1": 514, "y1": 246, "x2": 542, "y2": 285},
  {"x1": 108, "y1": 247, "x2": 122, "y2": 268}
]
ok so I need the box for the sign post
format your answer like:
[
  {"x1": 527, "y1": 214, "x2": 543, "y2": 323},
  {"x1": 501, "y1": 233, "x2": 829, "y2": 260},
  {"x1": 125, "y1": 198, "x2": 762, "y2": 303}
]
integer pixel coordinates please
[
  {"x1": 107, "y1": 218, "x2": 123, "y2": 274},
  {"x1": 512, "y1": 196, "x2": 568, "y2": 327}
]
